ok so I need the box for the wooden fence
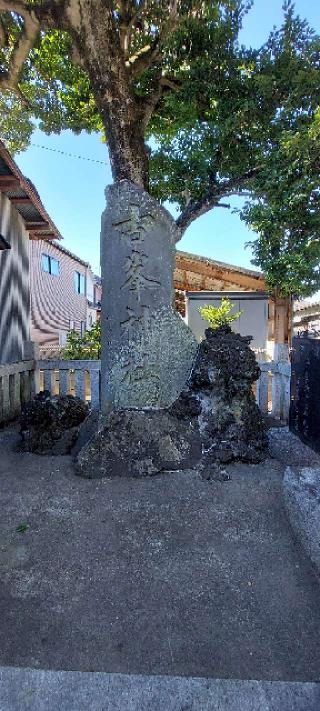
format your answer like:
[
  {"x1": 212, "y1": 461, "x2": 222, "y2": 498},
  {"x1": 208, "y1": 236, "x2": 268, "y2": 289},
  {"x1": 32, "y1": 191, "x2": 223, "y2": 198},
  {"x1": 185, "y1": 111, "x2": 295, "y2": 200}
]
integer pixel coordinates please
[
  {"x1": 0, "y1": 359, "x2": 38, "y2": 424},
  {"x1": 255, "y1": 361, "x2": 291, "y2": 422},
  {"x1": 0, "y1": 357, "x2": 290, "y2": 425},
  {"x1": 39, "y1": 359, "x2": 101, "y2": 410},
  {"x1": 0, "y1": 359, "x2": 100, "y2": 424}
]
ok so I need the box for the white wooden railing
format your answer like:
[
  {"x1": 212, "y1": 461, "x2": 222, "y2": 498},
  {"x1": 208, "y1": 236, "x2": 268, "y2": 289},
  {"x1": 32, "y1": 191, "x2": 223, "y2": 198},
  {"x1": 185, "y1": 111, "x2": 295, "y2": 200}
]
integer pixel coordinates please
[
  {"x1": 39, "y1": 359, "x2": 101, "y2": 410},
  {"x1": 0, "y1": 356, "x2": 291, "y2": 425},
  {"x1": 0, "y1": 358, "x2": 100, "y2": 423},
  {"x1": 0, "y1": 359, "x2": 38, "y2": 424}
]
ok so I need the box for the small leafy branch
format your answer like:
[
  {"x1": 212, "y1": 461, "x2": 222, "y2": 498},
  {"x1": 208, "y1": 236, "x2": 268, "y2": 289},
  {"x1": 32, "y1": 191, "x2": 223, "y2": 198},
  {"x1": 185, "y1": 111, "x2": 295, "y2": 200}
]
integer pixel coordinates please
[
  {"x1": 62, "y1": 321, "x2": 101, "y2": 360},
  {"x1": 16, "y1": 522, "x2": 29, "y2": 533},
  {"x1": 199, "y1": 297, "x2": 242, "y2": 330}
]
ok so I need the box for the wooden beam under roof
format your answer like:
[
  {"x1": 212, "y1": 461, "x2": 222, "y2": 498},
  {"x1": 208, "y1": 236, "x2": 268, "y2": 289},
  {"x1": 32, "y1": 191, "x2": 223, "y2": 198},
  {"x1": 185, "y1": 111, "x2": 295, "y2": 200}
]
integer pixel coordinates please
[
  {"x1": 25, "y1": 221, "x2": 50, "y2": 231},
  {"x1": 10, "y1": 196, "x2": 31, "y2": 204},
  {"x1": 0, "y1": 177, "x2": 20, "y2": 191},
  {"x1": 175, "y1": 256, "x2": 265, "y2": 291},
  {"x1": 29, "y1": 232, "x2": 55, "y2": 240},
  {"x1": 0, "y1": 174, "x2": 18, "y2": 184}
]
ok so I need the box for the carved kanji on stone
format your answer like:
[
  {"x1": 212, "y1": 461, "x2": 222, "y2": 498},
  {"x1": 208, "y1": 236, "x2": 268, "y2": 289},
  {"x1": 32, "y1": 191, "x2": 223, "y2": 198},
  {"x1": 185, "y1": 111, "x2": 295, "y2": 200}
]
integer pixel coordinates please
[
  {"x1": 120, "y1": 305, "x2": 151, "y2": 335},
  {"x1": 113, "y1": 204, "x2": 155, "y2": 247},
  {"x1": 121, "y1": 250, "x2": 160, "y2": 296},
  {"x1": 114, "y1": 205, "x2": 160, "y2": 300}
]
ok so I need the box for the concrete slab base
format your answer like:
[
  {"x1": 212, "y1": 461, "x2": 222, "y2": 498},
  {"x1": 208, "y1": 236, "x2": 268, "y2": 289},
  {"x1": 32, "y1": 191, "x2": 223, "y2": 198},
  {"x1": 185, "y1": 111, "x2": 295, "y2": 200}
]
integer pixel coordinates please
[
  {"x1": 283, "y1": 466, "x2": 320, "y2": 575},
  {"x1": 0, "y1": 666, "x2": 319, "y2": 711}
]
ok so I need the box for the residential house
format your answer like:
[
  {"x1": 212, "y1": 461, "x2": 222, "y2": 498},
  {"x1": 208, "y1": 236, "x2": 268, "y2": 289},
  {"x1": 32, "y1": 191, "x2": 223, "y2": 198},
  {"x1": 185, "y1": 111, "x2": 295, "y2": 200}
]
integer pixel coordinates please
[
  {"x1": 0, "y1": 139, "x2": 98, "y2": 362},
  {"x1": 0, "y1": 141, "x2": 62, "y2": 364},
  {"x1": 29, "y1": 239, "x2": 97, "y2": 348},
  {"x1": 292, "y1": 297, "x2": 320, "y2": 335},
  {"x1": 91, "y1": 275, "x2": 102, "y2": 322}
]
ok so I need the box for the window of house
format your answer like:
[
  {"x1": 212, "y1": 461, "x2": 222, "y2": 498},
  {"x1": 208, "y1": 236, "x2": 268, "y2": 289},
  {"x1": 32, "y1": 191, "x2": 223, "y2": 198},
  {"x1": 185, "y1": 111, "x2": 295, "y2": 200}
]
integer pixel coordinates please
[
  {"x1": 74, "y1": 271, "x2": 86, "y2": 295},
  {"x1": 59, "y1": 331, "x2": 68, "y2": 346},
  {"x1": 42, "y1": 254, "x2": 60, "y2": 276}
]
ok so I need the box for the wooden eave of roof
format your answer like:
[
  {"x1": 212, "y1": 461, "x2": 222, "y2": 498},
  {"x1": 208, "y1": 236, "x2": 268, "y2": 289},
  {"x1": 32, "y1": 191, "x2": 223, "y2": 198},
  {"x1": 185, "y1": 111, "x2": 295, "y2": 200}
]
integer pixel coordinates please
[
  {"x1": 0, "y1": 141, "x2": 62, "y2": 241},
  {"x1": 175, "y1": 250, "x2": 266, "y2": 292}
]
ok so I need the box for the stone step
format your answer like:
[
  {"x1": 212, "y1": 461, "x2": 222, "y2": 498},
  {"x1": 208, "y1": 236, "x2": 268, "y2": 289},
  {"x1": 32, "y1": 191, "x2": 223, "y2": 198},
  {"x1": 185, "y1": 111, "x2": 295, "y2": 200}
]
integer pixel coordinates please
[{"x1": 0, "y1": 667, "x2": 319, "y2": 711}]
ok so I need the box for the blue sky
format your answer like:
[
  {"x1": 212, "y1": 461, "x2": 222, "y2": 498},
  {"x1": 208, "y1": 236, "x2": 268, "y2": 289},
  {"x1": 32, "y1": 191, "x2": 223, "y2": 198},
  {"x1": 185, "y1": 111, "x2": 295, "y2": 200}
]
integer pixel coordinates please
[{"x1": 15, "y1": 0, "x2": 320, "y2": 275}]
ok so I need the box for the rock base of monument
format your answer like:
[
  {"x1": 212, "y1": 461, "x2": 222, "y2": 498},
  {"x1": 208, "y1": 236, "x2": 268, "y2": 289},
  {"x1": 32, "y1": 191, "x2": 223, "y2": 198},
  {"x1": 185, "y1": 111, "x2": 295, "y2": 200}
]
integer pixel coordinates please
[
  {"x1": 76, "y1": 326, "x2": 267, "y2": 479},
  {"x1": 75, "y1": 408, "x2": 201, "y2": 479}
]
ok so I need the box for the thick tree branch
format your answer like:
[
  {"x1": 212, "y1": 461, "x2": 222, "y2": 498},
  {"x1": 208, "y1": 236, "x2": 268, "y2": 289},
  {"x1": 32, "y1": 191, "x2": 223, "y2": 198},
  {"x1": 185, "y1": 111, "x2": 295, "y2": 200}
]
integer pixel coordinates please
[
  {"x1": 0, "y1": 0, "x2": 65, "y2": 99},
  {"x1": 70, "y1": 0, "x2": 149, "y2": 187},
  {"x1": 176, "y1": 168, "x2": 262, "y2": 234},
  {"x1": 127, "y1": 0, "x2": 179, "y2": 78},
  {"x1": 0, "y1": 0, "x2": 40, "y2": 96},
  {"x1": 0, "y1": 15, "x2": 8, "y2": 45},
  {"x1": 118, "y1": 1, "x2": 133, "y2": 58},
  {"x1": 137, "y1": 73, "x2": 181, "y2": 128},
  {"x1": 117, "y1": 0, "x2": 154, "y2": 62}
]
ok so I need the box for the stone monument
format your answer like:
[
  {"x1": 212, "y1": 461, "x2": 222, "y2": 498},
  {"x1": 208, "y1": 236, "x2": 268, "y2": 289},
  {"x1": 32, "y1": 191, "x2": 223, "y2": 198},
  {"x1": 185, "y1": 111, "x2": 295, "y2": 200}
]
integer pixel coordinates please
[{"x1": 100, "y1": 180, "x2": 197, "y2": 412}]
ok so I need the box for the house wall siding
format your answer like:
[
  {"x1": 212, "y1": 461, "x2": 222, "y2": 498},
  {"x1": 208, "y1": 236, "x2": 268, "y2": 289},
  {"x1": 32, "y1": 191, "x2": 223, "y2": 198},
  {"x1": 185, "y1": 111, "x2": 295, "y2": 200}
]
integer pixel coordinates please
[
  {"x1": 0, "y1": 193, "x2": 29, "y2": 364},
  {"x1": 30, "y1": 240, "x2": 87, "y2": 345}
]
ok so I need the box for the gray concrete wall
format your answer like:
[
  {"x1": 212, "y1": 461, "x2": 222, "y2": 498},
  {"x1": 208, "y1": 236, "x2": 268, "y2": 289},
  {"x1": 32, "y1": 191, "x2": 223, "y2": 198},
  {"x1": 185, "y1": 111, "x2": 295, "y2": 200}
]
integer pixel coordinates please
[{"x1": 186, "y1": 291, "x2": 268, "y2": 350}]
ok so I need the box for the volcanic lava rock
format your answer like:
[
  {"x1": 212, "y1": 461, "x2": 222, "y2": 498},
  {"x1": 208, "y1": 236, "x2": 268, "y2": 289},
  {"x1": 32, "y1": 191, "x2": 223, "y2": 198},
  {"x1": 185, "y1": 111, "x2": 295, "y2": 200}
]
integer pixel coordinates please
[
  {"x1": 76, "y1": 408, "x2": 201, "y2": 478},
  {"x1": 77, "y1": 325, "x2": 267, "y2": 478},
  {"x1": 20, "y1": 390, "x2": 88, "y2": 454},
  {"x1": 189, "y1": 325, "x2": 267, "y2": 465}
]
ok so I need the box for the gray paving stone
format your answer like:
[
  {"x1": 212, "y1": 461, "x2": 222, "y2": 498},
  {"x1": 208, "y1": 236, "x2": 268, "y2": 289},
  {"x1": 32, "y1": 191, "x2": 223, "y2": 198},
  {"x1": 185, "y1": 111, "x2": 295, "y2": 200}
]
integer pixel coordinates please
[{"x1": 0, "y1": 667, "x2": 320, "y2": 711}]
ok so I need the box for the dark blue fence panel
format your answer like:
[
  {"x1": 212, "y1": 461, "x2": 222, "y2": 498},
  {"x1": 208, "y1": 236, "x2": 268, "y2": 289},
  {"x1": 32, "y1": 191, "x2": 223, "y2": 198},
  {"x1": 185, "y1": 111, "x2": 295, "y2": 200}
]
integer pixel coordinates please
[{"x1": 289, "y1": 335, "x2": 320, "y2": 452}]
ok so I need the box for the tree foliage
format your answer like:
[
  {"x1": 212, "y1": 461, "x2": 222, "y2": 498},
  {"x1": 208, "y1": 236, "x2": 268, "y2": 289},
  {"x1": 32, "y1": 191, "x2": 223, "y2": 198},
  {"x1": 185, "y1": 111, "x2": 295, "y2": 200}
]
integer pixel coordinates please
[
  {"x1": 237, "y1": 4, "x2": 320, "y2": 298},
  {"x1": 62, "y1": 321, "x2": 101, "y2": 360},
  {"x1": 0, "y1": 1, "x2": 250, "y2": 155},
  {"x1": 0, "y1": 0, "x2": 319, "y2": 296},
  {"x1": 241, "y1": 105, "x2": 320, "y2": 298}
]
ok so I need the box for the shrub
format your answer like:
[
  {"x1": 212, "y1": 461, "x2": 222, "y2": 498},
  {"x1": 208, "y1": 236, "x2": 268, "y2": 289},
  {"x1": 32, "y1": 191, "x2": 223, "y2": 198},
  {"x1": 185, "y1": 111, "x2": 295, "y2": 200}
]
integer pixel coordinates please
[
  {"x1": 62, "y1": 320, "x2": 101, "y2": 360},
  {"x1": 199, "y1": 297, "x2": 242, "y2": 330}
]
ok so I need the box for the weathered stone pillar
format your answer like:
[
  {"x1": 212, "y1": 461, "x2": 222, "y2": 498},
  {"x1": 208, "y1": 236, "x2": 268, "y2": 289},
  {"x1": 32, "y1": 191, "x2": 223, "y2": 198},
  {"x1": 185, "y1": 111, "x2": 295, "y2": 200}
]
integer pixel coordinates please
[{"x1": 100, "y1": 180, "x2": 197, "y2": 412}]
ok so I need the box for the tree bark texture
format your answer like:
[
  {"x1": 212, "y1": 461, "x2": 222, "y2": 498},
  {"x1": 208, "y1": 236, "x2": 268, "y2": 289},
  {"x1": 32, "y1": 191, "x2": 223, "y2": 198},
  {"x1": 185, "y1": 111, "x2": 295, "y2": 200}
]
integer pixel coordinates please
[{"x1": 66, "y1": 0, "x2": 150, "y2": 187}]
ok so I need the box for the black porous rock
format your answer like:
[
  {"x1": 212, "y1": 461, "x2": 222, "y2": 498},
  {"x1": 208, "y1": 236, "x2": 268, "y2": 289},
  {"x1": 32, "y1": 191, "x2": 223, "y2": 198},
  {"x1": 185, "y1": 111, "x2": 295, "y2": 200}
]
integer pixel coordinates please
[
  {"x1": 190, "y1": 325, "x2": 267, "y2": 465},
  {"x1": 20, "y1": 390, "x2": 89, "y2": 454},
  {"x1": 76, "y1": 324, "x2": 267, "y2": 479},
  {"x1": 76, "y1": 409, "x2": 201, "y2": 479}
]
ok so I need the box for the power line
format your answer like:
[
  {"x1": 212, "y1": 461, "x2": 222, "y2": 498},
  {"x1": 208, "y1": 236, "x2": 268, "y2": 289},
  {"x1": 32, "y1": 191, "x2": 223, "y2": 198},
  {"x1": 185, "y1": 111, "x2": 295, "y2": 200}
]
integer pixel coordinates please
[{"x1": 31, "y1": 142, "x2": 109, "y2": 166}]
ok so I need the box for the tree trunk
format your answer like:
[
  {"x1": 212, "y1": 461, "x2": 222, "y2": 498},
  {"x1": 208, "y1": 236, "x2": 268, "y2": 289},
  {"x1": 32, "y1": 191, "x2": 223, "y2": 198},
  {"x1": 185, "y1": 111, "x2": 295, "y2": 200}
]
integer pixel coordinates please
[
  {"x1": 97, "y1": 103, "x2": 149, "y2": 188},
  {"x1": 68, "y1": 0, "x2": 149, "y2": 187},
  {"x1": 100, "y1": 180, "x2": 197, "y2": 412},
  {"x1": 65, "y1": 2, "x2": 196, "y2": 413}
]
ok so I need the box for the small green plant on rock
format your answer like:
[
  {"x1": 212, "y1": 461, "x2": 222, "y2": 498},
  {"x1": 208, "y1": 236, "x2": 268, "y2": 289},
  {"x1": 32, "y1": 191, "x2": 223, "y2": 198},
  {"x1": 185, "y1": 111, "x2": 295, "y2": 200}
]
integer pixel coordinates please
[
  {"x1": 62, "y1": 321, "x2": 101, "y2": 360},
  {"x1": 199, "y1": 298, "x2": 242, "y2": 330},
  {"x1": 16, "y1": 522, "x2": 29, "y2": 533}
]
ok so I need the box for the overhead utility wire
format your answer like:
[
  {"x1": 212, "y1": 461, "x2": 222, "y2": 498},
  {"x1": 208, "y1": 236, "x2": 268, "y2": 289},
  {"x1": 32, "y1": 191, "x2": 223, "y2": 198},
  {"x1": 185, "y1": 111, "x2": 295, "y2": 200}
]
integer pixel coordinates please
[{"x1": 31, "y1": 143, "x2": 109, "y2": 165}]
